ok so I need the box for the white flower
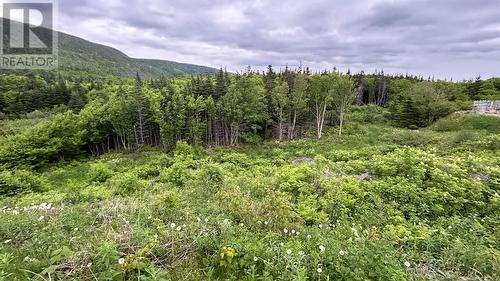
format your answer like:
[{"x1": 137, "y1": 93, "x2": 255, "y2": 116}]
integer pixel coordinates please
[
  {"x1": 339, "y1": 250, "x2": 346, "y2": 256},
  {"x1": 298, "y1": 251, "x2": 304, "y2": 255},
  {"x1": 118, "y1": 258, "x2": 125, "y2": 265},
  {"x1": 204, "y1": 218, "x2": 209, "y2": 223},
  {"x1": 86, "y1": 262, "x2": 92, "y2": 268},
  {"x1": 154, "y1": 234, "x2": 158, "y2": 239},
  {"x1": 37, "y1": 216, "x2": 44, "y2": 222},
  {"x1": 307, "y1": 235, "x2": 312, "y2": 239},
  {"x1": 296, "y1": 231, "x2": 300, "y2": 236},
  {"x1": 280, "y1": 242, "x2": 284, "y2": 246},
  {"x1": 147, "y1": 216, "x2": 152, "y2": 220},
  {"x1": 317, "y1": 268, "x2": 322, "y2": 273},
  {"x1": 319, "y1": 245, "x2": 325, "y2": 252},
  {"x1": 291, "y1": 230, "x2": 296, "y2": 234},
  {"x1": 4, "y1": 239, "x2": 12, "y2": 244},
  {"x1": 318, "y1": 224, "x2": 323, "y2": 228},
  {"x1": 264, "y1": 221, "x2": 268, "y2": 225},
  {"x1": 286, "y1": 249, "x2": 292, "y2": 255},
  {"x1": 23, "y1": 256, "x2": 35, "y2": 262},
  {"x1": 73, "y1": 227, "x2": 79, "y2": 232},
  {"x1": 258, "y1": 220, "x2": 262, "y2": 224},
  {"x1": 196, "y1": 217, "x2": 201, "y2": 222},
  {"x1": 253, "y1": 256, "x2": 258, "y2": 261},
  {"x1": 404, "y1": 261, "x2": 411, "y2": 268},
  {"x1": 283, "y1": 228, "x2": 288, "y2": 234},
  {"x1": 176, "y1": 226, "x2": 182, "y2": 231},
  {"x1": 170, "y1": 222, "x2": 176, "y2": 228}
]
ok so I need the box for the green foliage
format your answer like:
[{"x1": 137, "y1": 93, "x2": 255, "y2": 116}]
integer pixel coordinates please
[
  {"x1": 88, "y1": 162, "x2": 114, "y2": 182},
  {"x1": 0, "y1": 112, "x2": 86, "y2": 169},
  {"x1": 0, "y1": 170, "x2": 46, "y2": 196},
  {"x1": 107, "y1": 172, "x2": 144, "y2": 195},
  {"x1": 390, "y1": 82, "x2": 456, "y2": 128},
  {"x1": 1, "y1": 62, "x2": 500, "y2": 281},
  {"x1": 430, "y1": 112, "x2": 500, "y2": 133}
]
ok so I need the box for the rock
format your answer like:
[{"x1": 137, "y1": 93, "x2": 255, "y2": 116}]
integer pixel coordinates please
[
  {"x1": 358, "y1": 172, "x2": 375, "y2": 181},
  {"x1": 292, "y1": 157, "x2": 314, "y2": 164},
  {"x1": 469, "y1": 173, "x2": 489, "y2": 182}
]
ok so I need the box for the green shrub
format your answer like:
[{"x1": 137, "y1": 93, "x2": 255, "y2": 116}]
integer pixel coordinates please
[
  {"x1": 0, "y1": 170, "x2": 46, "y2": 196},
  {"x1": 107, "y1": 172, "x2": 144, "y2": 195},
  {"x1": 431, "y1": 113, "x2": 500, "y2": 133},
  {"x1": 88, "y1": 162, "x2": 113, "y2": 183}
]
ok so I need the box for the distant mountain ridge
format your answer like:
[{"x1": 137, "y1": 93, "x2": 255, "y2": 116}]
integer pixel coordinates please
[{"x1": 1, "y1": 18, "x2": 217, "y2": 77}]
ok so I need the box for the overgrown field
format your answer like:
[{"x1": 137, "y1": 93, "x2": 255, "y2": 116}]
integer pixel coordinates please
[{"x1": 1, "y1": 114, "x2": 499, "y2": 280}]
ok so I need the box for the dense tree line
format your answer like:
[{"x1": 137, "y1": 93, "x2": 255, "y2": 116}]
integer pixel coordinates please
[{"x1": 1, "y1": 68, "x2": 500, "y2": 168}]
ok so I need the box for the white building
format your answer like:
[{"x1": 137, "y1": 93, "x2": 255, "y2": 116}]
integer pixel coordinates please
[{"x1": 473, "y1": 100, "x2": 500, "y2": 115}]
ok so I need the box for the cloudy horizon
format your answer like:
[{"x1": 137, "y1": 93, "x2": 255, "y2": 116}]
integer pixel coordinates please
[{"x1": 56, "y1": 0, "x2": 500, "y2": 80}]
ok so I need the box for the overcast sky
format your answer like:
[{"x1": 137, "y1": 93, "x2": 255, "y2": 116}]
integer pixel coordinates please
[{"x1": 57, "y1": 0, "x2": 500, "y2": 80}]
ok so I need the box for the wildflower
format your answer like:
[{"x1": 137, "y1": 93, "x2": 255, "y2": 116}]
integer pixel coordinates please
[
  {"x1": 204, "y1": 218, "x2": 209, "y2": 223},
  {"x1": 253, "y1": 256, "x2": 258, "y2": 262},
  {"x1": 73, "y1": 227, "x2": 79, "y2": 232},
  {"x1": 339, "y1": 250, "x2": 346, "y2": 256},
  {"x1": 298, "y1": 251, "x2": 304, "y2": 255},
  {"x1": 37, "y1": 216, "x2": 44, "y2": 222},
  {"x1": 170, "y1": 222, "x2": 176, "y2": 228},
  {"x1": 23, "y1": 256, "x2": 35, "y2": 262},
  {"x1": 264, "y1": 221, "x2": 268, "y2": 225},
  {"x1": 319, "y1": 224, "x2": 323, "y2": 229},
  {"x1": 307, "y1": 235, "x2": 312, "y2": 239},
  {"x1": 317, "y1": 268, "x2": 322, "y2": 273},
  {"x1": 86, "y1": 262, "x2": 92, "y2": 268},
  {"x1": 283, "y1": 228, "x2": 288, "y2": 234},
  {"x1": 319, "y1": 245, "x2": 325, "y2": 252},
  {"x1": 147, "y1": 216, "x2": 152, "y2": 220},
  {"x1": 176, "y1": 226, "x2": 182, "y2": 231},
  {"x1": 118, "y1": 258, "x2": 125, "y2": 265},
  {"x1": 404, "y1": 261, "x2": 411, "y2": 268},
  {"x1": 196, "y1": 217, "x2": 201, "y2": 222},
  {"x1": 154, "y1": 234, "x2": 158, "y2": 239},
  {"x1": 291, "y1": 230, "x2": 296, "y2": 234},
  {"x1": 4, "y1": 239, "x2": 12, "y2": 244},
  {"x1": 286, "y1": 249, "x2": 292, "y2": 255},
  {"x1": 296, "y1": 231, "x2": 300, "y2": 236}
]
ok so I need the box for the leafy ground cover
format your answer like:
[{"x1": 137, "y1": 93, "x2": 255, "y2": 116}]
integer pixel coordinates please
[{"x1": 0, "y1": 115, "x2": 499, "y2": 280}]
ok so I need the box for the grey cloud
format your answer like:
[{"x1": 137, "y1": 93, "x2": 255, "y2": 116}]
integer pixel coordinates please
[{"x1": 58, "y1": 0, "x2": 500, "y2": 79}]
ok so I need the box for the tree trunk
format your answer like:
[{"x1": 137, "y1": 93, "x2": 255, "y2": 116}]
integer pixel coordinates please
[{"x1": 338, "y1": 111, "x2": 344, "y2": 136}]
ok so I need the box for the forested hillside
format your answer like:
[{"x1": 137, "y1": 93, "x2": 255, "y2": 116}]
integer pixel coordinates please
[
  {"x1": 0, "y1": 18, "x2": 217, "y2": 78},
  {"x1": 0, "y1": 67, "x2": 499, "y2": 280}
]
